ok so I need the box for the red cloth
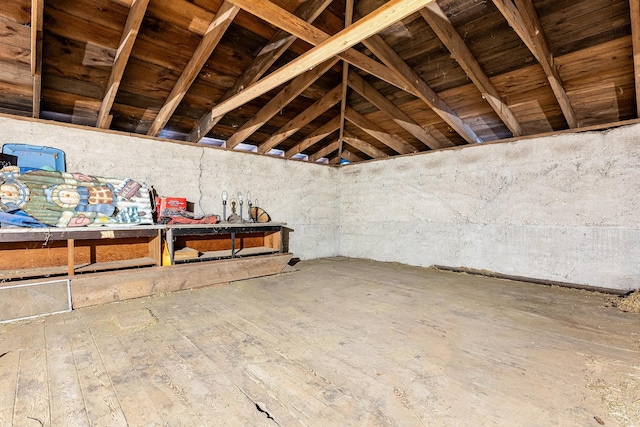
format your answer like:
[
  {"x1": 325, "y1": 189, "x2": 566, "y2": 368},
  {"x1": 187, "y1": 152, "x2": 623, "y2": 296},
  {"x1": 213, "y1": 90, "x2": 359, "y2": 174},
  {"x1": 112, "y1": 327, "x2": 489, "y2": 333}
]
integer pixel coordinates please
[{"x1": 167, "y1": 215, "x2": 219, "y2": 225}]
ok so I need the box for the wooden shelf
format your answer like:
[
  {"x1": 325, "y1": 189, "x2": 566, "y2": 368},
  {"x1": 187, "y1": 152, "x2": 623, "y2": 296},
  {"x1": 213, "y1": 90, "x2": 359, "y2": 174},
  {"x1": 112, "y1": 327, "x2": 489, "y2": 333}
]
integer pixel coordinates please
[
  {"x1": 0, "y1": 265, "x2": 70, "y2": 281},
  {"x1": 0, "y1": 226, "x2": 162, "y2": 280},
  {"x1": 0, "y1": 223, "x2": 293, "y2": 310},
  {"x1": 234, "y1": 246, "x2": 280, "y2": 257},
  {"x1": 166, "y1": 223, "x2": 284, "y2": 265},
  {"x1": 74, "y1": 257, "x2": 159, "y2": 274},
  {"x1": 174, "y1": 246, "x2": 280, "y2": 264}
]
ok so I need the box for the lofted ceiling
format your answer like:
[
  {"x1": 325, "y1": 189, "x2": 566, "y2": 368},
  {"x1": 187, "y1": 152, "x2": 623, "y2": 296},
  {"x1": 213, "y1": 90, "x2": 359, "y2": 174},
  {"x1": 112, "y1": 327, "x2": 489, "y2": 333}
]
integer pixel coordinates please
[{"x1": 0, "y1": 0, "x2": 638, "y2": 164}]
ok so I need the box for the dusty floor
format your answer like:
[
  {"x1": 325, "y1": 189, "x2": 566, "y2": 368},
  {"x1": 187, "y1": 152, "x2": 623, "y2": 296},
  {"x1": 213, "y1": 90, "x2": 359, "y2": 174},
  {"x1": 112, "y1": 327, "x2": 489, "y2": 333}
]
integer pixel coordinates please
[{"x1": 0, "y1": 257, "x2": 639, "y2": 426}]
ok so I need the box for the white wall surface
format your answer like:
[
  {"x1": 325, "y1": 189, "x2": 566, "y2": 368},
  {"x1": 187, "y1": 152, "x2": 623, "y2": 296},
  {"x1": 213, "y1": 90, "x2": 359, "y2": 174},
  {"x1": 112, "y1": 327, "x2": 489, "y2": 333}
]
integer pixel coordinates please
[
  {"x1": 2, "y1": 115, "x2": 639, "y2": 290},
  {"x1": 0, "y1": 116, "x2": 340, "y2": 260},
  {"x1": 339, "y1": 124, "x2": 640, "y2": 291}
]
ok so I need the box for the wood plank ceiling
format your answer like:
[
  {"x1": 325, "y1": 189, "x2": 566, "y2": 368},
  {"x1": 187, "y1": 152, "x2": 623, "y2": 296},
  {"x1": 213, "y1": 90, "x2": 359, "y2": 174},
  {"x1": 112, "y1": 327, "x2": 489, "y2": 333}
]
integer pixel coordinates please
[{"x1": 0, "y1": 0, "x2": 637, "y2": 164}]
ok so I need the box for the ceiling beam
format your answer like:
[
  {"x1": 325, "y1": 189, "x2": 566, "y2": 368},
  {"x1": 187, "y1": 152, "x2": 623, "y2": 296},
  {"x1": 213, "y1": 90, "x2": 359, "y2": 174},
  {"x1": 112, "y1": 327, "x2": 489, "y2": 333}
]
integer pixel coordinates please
[
  {"x1": 285, "y1": 115, "x2": 341, "y2": 158},
  {"x1": 338, "y1": 0, "x2": 355, "y2": 161},
  {"x1": 344, "y1": 107, "x2": 416, "y2": 155},
  {"x1": 347, "y1": 70, "x2": 449, "y2": 150},
  {"x1": 328, "y1": 154, "x2": 342, "y2": 165},
  {"x1": 30, "y1": 0, "x2": 43, "y2": 119},
  {"x1": 309, "y1": 140, "x2": 340, "y2": 162},
  {"x1": 225, "y1": 58, "x2": 338, "y2": 149},
  {"x1": 341, "y1": 149, "x2": 365, "y2": 163},
  {"x1": 258, "y1": 84, "x2": 343, "y2": 154},
  {"x1": 420, "y1": 4, "x2": 525, "y2": 137},
  {"x1": 147, "y1": 1, "x2": 239, "y2": 137},
  {"x1": 493, "y1": 0, "x2": 578, "y2": 128},
  {"x1": 194, "y1": 0, "x2": 435, "y2": 136},
  {"x1": 360, "y1": 32, "x2": 480, "y2": 145},
  {"x1": 631, "y1": 0, "x2": 640, "y2": 117},
  {"x1": 342, "y1": 135, "x2": 388, "y2": 159},
  {"x1": 187, "y1": 0, "x2": 332, "y2": 142},
  {"x1": 96, "y1": 0, "x2": 149, "y2": 129},
  {"x1": 226, "y1": 0, "x2": 436, "y2": 111}
]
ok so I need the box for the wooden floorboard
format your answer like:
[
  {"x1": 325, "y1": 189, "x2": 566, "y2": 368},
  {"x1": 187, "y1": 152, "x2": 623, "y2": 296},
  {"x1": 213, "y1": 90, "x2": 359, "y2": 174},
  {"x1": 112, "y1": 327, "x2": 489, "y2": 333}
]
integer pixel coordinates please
[
  {"x1": 1, "y1": 257, "x2": 639, "y2": 426},
  {"x1": 45, "y1": 315, "x2": 89, "y2": 427}
]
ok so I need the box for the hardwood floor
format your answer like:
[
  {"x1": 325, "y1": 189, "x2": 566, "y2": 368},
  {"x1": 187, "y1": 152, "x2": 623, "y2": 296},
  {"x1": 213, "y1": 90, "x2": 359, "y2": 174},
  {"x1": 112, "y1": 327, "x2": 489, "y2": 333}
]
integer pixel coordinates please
[{"x1": 1, "y1": 257, "x2": 639, "y2": 426}]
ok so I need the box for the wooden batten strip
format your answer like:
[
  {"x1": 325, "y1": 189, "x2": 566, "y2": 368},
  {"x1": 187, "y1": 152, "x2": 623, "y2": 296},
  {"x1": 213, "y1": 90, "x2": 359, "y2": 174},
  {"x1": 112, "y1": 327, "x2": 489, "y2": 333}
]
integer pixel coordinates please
[
  {"x1": 361, "y1": 33, "x2": 479, "y2": 145},
  {"x1": 225, "y1": 58, "x2": 338, "y2": 149},
  {"x1": 630, "y1": 0, "x2": 640, "y2": 117},
  {"x1": 222, "y1": 0, "x2": 423, "y2": 107},
  {"x1": 188, "y1": 0, "x2": 332, "y2": 142},
  {"x1": 344, "y1": 107, "x2": 415, "y2": 155},
  {"x1": 342, "y1": 135, "x2": 388, "y2": 159},
  {"x1": 493, "y1": 0, "x2": 578, "y2": 128},
  {"x1": 97, "y1": 0, "x2": 150, "y2": 129},
  {"x1": 258, "y1": 84, "x2": 343, "y2": 154},
  {"x1": 420, "y1": 4, "x2": 524, "y2": 137},
  {"x1": 197, "y1": 0, "x2": 435, "y2": 132},
  {"x1": 338, "y1": 0, "x2": 355, "y2": 160},
  {"x1": 30, "y1": 0, "x2": 44, "y2": 119},
  {"x1": 340, "y1": 149, "x2": 364, "y2": 163},
  {"x1": 308, "y1": 140, "x2": 340, "y2": 162},
  {"x1": 285, "y1": 115, "x2": 341, "y2": 158},
  {"x1": 147, "y1": 1, "x2": 239, "y2": 137},
  {"x1": 347, "y1": 70, "x2": 448, "y2": 149}
]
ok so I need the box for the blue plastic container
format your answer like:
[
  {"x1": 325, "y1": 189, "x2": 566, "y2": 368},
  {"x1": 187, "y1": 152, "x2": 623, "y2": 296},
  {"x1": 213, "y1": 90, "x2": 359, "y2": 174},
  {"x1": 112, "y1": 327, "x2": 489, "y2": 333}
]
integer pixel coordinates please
[{"x1": 2, "y1": 144, "x2": 66, "y2": 173}]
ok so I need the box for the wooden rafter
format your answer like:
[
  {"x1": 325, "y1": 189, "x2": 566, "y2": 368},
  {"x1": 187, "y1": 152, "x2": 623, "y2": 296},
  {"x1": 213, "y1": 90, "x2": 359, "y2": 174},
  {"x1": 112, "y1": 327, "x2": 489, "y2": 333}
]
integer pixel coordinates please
[
  {"x1": 187, "y1": 0, "x2": 332, "y2": 142},
  {"x1": 285, "y1": 115, "x2": 341, "y2": 158},
  {"x1": 493, "y1": 0, "x2": 578, "y2": 128},
  {"x1": 338, "y1": 0, "x2": 355, "y2": 160},
  {"x1": 225, "y1": 57, "x2": 339, "y2": 149},
  {"x1": 361, "y1": 33, "x2": 479, "y2": 145},
  {"x1": 309, "y1": 140, "x2": 340, "y2": 162},
  {"x1": 147, "y1": 1, "x2": 239, "y2": 137},
  {"x1": 347, "y1": 70, "x2": 448, "y2": 150},
  {"x1": 341, "y1": 149, "x2": 365, "y2": 163},
  {"x1": 631, "y1": 0, "x2": 640, "y2": 117},
  {"x1": 97, "y1": 0, "x2": 149, "y2": 129},
  {"x1": 344, "y1": 107, "x2": 416, "y2": 155},
  {"x1": 420, "y1": 4, "x2": 525, "y2": 137},
  {"x1": 258, "y1": 85, "x2": 343, "y2": 154},
  {"x1": 30, "y1": 0, "x2": 44, "y2": 119},
  {"x1": 342, "y1": 135, "x2": 388, "y2": 159},
  {"x1": 226, "y1": 0, "x2": 432, "y2": 110},
  {"x1": 193, "y1": 0, "x2": 434, "y2": 138}
]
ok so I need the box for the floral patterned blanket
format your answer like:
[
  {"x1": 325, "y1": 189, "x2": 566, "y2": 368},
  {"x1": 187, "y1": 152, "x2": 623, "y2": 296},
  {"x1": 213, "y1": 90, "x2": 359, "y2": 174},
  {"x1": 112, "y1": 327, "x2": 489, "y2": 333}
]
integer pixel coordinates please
[{"x1": 0, "y1": 168, "x2": 154, "y2": 227}]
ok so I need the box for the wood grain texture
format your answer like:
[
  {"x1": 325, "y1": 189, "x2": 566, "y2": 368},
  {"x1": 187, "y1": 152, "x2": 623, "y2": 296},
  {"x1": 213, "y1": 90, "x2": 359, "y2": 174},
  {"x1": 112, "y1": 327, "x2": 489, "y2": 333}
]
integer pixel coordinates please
[
  {"x1": 258, "y1": 84, "x2": 343, "y2": 154},
  {"x1": 285, "y1": 114, "x2": 341, "y2": 157},
  {"x1": 344, "y1": 106, "x2": 416, "y2": 155},
  {"x1": 225, "y1": 57, "x2": 338, "y2": 149},
  {"x1": 146, "y1": 1, "x2": 238, "y2": 136},
  {"x1": 420, "y1": 3, "x2": 524, "y2": 137},
  {"x1": 2, "y1": 258, "x2": 639, "y2": 425},
  {"x1": 195, "y1": 0, "x2": 436, "y2": 134},
  {"x1": 631, "y1": 0, "x2": 640, "y2": 117},
  {"x1": 97, "y1": 0, "x2": 149, "y2": 128},
  {"x1": 70, "y1": 253, "x2": 292, "y2": 308},
  {"x1": 187, "y1": 0, "x2": 332, "y2": 142}
]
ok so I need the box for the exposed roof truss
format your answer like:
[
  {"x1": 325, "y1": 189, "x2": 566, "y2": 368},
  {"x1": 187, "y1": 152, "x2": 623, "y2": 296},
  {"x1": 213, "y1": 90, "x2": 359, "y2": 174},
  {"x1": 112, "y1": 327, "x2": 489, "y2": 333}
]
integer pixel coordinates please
[{"x1": 0, "y1": 0, "x2": 635, "y2": 164}]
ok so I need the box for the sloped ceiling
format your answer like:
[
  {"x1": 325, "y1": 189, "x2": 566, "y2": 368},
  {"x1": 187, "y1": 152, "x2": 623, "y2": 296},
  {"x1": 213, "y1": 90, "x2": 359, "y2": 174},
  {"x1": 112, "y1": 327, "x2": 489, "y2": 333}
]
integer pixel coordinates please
[{"x1": 0, "y1": 0, "x2": 638, "y2": 164}]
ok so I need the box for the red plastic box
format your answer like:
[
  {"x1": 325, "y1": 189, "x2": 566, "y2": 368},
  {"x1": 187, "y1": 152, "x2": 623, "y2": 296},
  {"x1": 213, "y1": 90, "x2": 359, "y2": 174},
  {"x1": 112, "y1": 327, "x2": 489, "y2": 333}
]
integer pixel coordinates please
[{"x1": 156, "y1": 197, "x2": 187, "y2": 217}]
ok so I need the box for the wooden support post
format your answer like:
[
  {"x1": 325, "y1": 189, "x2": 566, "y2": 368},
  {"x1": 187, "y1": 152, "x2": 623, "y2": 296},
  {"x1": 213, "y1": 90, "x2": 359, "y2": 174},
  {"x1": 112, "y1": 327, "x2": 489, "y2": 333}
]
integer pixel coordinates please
[
  {"x1": 149, "y1": 230, "x2": 162, "y2": 266},
  {"x1": 67, "y1": 238, "x2": 75, "y2": 276}
]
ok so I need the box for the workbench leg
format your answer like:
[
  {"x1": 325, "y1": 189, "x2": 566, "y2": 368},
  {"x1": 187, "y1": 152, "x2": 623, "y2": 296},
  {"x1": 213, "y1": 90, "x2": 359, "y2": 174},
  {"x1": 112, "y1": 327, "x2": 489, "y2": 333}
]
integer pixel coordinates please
[{"x1": 67, "y1": 238, "x2": 75, "y2": 276}]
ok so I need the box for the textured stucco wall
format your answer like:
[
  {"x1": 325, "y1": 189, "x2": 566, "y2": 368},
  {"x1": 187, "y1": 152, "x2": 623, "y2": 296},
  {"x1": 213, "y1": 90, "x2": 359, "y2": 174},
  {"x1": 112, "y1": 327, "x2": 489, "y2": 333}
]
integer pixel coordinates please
[
  {"x1": 0, "y1": 116, "x2": 340, "y2": 260},
  {"x1": 339, "y1": 124, "x2": 640, "y2": 291},
  {"x1": 2, "y1": 115, "x2": 639, "y2": 290}
]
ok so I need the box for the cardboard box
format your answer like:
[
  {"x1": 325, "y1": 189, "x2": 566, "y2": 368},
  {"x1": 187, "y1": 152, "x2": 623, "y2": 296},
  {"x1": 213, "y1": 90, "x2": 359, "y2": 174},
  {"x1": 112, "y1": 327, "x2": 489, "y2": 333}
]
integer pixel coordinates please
[{"x1": 156, "y1": 197, "x2": 187, "y2": 217}]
